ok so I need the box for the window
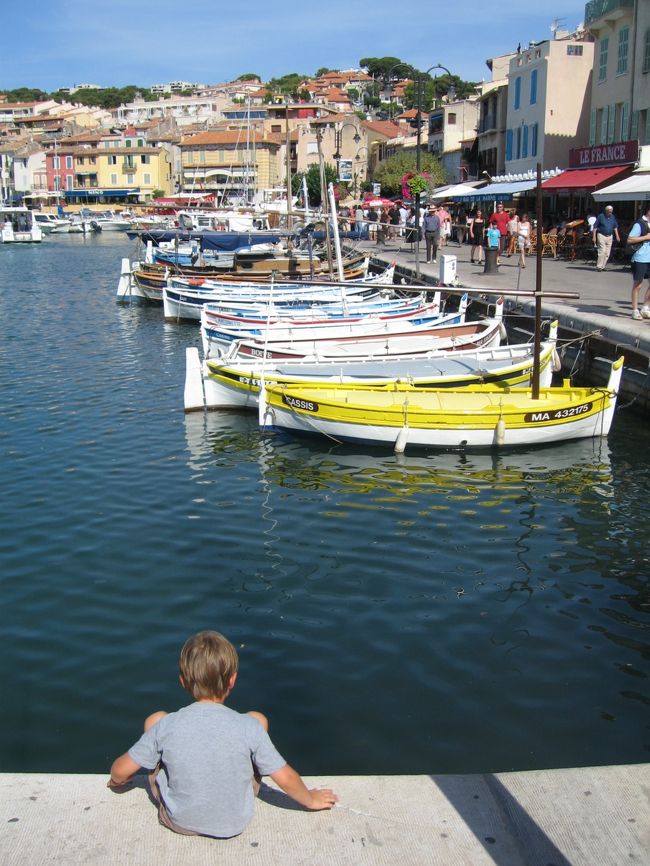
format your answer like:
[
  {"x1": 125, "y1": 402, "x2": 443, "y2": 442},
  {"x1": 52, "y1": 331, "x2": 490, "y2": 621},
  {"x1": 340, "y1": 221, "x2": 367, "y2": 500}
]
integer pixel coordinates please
[
  {"x1": 447, "y1": 112, "x2": 456, "y2": 124},
  {"x1": 78, "y1": 157, "x2": 84, "y2": 166},
  {"x1": 617, "y1": 26, "x2": 629, "y2": 75},
  {"x1": 514, "y1": 76, "x2": 521, "y2": 110},
  {"x1": 307, "y1": 141, "x2": 318, "y2": 154},
  {"x1": 125, "y1": 139, "x2": 132, "y2": 147},
  {"x1": 65, "y1": 156, "x2": 73, "y2": 169},
  {"x1": 110, "y1": 173, "x2": 117, "y2": 185},
  {"x1": 66, "y1": 175, "x2": 73, "y2": 191},
  {"x1": 200, "y1": 150, "x2": 205, "y2": 163},
  {"x1": 505, "y1": 128, "x2": 513, "y2": 161},
  {"x1": 54, "y1": 174, "x2": 61, "y2": 190},
  {"x1": 599, "y1": 37, "x2": 608, "y2": 81},
  {"x1": 140, "y1": 154, "x2": 150, "y2": 164},
  {"x1": 530, "y1": 69, "x2": 537, "y2": 105},
  {"x1": 531, "y1": 123, "x2": 538, "y2": 157},
  {"x1": 53, "y1": 155, "x2": 60, "y2": 169},
  {"x1": 144, "y1": 173, "x2": 151, "y2": 185},
  {"x1": 644, "y1": 29, "x2": 650, "y2": 74},
  {"x1": 89, "y1": 156, "x2": 96, "y2": 164},
  {"x1": 567, "y1": 45, "x2": 583, "y2": 56},
  {"x1": 108, "y1": 155, "x2": 117, "y2": 165},
  {"x1": 187, "y1": 151, "x2": 194, "y2": 163}
]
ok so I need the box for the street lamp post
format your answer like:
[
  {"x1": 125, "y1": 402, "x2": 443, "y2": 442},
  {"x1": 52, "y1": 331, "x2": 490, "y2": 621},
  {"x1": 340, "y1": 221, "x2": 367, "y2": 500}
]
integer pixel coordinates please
[
  {"x1": 414, "y1": 64, "x2": 456, "y2": 279},
  {"x1": 332, "y1": 121, "x2": 361, "y2": 183}
]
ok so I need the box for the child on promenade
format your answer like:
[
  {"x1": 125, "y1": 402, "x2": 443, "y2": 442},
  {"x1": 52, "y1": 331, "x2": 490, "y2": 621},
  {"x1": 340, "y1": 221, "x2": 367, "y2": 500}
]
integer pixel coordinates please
[{"x1": 108, "y1": 630, "x2": 338, "y2": 838}]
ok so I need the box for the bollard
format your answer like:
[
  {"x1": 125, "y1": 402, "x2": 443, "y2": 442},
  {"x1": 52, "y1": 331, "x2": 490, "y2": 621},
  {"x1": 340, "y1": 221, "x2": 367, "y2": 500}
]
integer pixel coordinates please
[{"x1": 484, "y1": 247, "x2": 499, "y2": 274}]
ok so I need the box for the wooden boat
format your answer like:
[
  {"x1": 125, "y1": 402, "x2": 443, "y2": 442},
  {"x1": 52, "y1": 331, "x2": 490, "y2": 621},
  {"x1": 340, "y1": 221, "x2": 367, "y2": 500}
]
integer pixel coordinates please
[
  {"x1": 200, "y1": 295, "x2": 465, "y2": 355},
  {"x1": 190, "y1": 325, "x2": 559, "y2": 411},
  {"x1": 162, "y1": 264, "x2": 396, "y2": 321},
  {"x1": 220, "y1": 307, "x2": 503, "y2": 361},
  {"x1": 256, "y1": 357, "x2": 624, "y2": 452}
]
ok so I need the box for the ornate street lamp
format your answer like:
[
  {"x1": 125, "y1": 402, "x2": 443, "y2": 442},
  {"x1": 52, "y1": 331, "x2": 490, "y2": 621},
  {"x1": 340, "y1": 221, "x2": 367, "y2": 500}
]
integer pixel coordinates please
[{"x1": 333, "y1": 121, "x2": 361, "y2": 181}]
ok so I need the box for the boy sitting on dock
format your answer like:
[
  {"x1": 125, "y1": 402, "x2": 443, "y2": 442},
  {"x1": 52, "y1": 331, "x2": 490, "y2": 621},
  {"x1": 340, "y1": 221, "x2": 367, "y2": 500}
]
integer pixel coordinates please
[{"x1": 108, "y1": 629, "x2": 338, "y2": 838}]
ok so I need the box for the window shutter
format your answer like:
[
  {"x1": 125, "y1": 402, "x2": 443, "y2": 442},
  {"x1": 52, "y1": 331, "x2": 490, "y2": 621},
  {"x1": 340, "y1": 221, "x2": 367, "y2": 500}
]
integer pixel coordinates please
[
  {"x1": 522, "y1": 125, "x2": 529, "y2": 158},
  {"x1": 620, "y1": 102, "x2": 629, "y2": 140},
  {"x1": 600, "y1": 106, "x2": 608, "y2": 144},
  {"x1": 630, "y1": 110, "x2": 639, "y2": 141},
  {"x1": 506, "y1": 129, "x2": 513, "y2": 161},
  {"x1": 589, "y1": 109, "x2": 596, "y2": 146},
  {"x1": 607, "y1": 104, "x2": 615, "y2": 144}
]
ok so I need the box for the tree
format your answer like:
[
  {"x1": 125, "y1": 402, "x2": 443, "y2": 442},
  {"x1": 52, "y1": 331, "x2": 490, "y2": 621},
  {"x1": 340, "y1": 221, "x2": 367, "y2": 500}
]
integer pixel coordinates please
[
  {"x1": 4, "y1": 87, "x2": 49, "y2": 102},
  {"x1": 292, "y1": 163, "x2": 337, "y2": 206},
  {"x1": 236, "y1": 73, "x2": 261, "y2": 81},
  {"x1": 372, "y1": 151, "x2": 445, "y2": 197},
  {"x1": 315, "y1": 67, "x2": 337, "y2": 77},
  {"x1": 359, "y1": 57, "x2": 417, "y2": 84},
  {"x1": 403, "y1": 74, "x2": 479, "y2": 111}
]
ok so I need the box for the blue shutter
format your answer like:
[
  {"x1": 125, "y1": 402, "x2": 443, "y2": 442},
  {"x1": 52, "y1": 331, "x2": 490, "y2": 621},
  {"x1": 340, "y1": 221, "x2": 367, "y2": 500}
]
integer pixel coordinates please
[
  {"x1": 531, "y1": 123, "x2": 538, "y2": 157},
  {"x1": 506, "y1": 129, "x2": 513, "y2": 161},
  {"x1": 522, "y1": 125, "x2": 529, "y2": 158},
  {"x1": 514, "y1": 77, "x2": 521, "y2": 110},
  {"x1": 530, "y1": 70, "x2": 537, "y2": 105}
]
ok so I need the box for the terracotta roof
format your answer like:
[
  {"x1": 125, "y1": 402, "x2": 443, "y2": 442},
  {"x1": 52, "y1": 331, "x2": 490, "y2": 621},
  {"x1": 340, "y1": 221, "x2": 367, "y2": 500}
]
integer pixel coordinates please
[
  {"x1": 362, "y1": 120, "x2": 403, "y2": 139},
  {"x1": 181, "y1": 130, "x2": 280, "y2": 146}
]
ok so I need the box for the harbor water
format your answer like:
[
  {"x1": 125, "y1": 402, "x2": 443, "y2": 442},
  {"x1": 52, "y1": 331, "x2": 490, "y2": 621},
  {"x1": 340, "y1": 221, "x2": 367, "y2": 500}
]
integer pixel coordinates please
[{"x1": 1, "y1": 234, "x2": 649, "y2": 777}]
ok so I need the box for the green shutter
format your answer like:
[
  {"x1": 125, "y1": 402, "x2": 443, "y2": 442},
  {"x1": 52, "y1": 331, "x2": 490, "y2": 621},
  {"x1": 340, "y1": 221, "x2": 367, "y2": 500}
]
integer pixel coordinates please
[
  {"x1": 589, "y1": 109, "x2": 596, "y2": 146},
  {"x1": 607, "y1": 103, "x2": 616, "y2": 143},
  {"x1": 600, "y1": 106, "x2": 608, "y2": 144},
  {"x1": 631, "y1": 110, "x2": 639, "y2": 141},
  {"x1": 620, "y1": 103, "x2": 629, "y2": 140},
  {"x1": 645, "y1": 113, "x2": 650, "y2": 147}
]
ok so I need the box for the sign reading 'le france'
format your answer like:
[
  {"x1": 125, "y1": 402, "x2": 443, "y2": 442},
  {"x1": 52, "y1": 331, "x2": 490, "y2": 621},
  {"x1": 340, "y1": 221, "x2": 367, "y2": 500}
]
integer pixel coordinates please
[{"x1": 569, "y1": 140, "x2": 639, "y2": 169}]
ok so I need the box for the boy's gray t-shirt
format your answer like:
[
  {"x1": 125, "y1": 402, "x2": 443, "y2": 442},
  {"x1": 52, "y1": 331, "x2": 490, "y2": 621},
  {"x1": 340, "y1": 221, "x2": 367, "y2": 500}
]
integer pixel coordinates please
[{"x1": 128, "y1": 702, "x2": 286, "y2": 837}]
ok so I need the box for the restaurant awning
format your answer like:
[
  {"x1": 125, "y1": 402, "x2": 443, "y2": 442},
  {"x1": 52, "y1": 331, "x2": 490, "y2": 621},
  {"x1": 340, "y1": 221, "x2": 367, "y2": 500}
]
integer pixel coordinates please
[
  {"x1": 542, "y1": 166, "x2": 629, "y2": 193},
  {"x1": 592, "y1": 172, "x2": 650, "y2": 202},
  {"x1": 454, "y1": 179, "x2": 538, "y2": 202},
  {"x1": 430, "y1": 182, "x2": 485, "y2": 200}
]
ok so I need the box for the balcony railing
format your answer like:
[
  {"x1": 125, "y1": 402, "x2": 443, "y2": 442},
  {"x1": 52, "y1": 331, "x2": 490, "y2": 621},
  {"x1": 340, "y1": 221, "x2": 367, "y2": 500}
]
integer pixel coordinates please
[
  {"x1": 478, "y1": 115, "x2": 497, "y2": 134},
  {"x1": 585, "y1": 0, "x2": 633, "y2": 26},
  {"x1": 122, "y1": 162, "x2": 136, "y2": 173}
]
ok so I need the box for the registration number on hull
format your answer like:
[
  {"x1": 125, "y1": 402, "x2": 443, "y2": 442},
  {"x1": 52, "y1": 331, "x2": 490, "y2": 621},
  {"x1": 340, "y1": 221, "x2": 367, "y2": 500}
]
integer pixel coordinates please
[{"x1": 524, "y1": 402, "x2": 592, "y2": 423}]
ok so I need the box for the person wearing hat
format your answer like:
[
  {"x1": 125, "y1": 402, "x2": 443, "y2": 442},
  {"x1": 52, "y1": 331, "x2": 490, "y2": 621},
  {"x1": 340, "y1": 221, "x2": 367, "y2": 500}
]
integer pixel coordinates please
[
  {"x1": 423, "y1": 206, "x2": 441, "y2": 263},
  {"x1": 592, "y1": 205, "x2": 620, "y2": 271}
]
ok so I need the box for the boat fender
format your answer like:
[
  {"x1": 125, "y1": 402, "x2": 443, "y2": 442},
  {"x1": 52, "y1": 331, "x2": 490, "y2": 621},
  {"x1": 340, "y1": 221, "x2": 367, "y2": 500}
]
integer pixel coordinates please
[
  {"x1": 551, "y1": 347, "x2": 562, "y2": 373},
  {"x1": 394, "y1": 398, "x2": 409, "y2": 454},
  {"x1": 493, "y1": 407, "x2": 506, "y2": 447}
]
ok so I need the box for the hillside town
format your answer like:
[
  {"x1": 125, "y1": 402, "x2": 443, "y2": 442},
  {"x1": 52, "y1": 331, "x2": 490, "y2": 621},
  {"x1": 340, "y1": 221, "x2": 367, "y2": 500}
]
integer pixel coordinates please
[{"x1": 0, "y1": 2, "x2": 649, "y2": 226}]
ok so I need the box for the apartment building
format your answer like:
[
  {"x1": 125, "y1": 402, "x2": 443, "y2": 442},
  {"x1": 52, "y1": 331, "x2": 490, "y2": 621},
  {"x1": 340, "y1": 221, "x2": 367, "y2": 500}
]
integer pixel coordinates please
[
  {"x1": 585, "y1": 0, "x2": 650, "y2": 146},
  {"x1": 504, "y1": 35, "x2": 595, "y2": 174},
  {"x1": 179, "y1": 130, "x2": 282, "y2": 201}
]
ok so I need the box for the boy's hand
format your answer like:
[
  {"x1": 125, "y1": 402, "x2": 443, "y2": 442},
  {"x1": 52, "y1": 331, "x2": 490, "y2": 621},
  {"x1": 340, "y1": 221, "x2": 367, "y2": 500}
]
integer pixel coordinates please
[{"x1": 306, "y1": 788, "x2": 338, "y2": 810}]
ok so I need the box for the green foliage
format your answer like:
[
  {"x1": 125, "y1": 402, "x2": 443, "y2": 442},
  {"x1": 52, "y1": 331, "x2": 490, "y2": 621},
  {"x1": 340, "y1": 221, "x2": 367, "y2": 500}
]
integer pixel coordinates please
[
  {"x1": 292, "y1": 163, "x2": 337, "y2": 206},
  {"x1": 359, "y1": 57, "x2": 417, "y2": 82},
  {"x1": 372, "y1": 151, "x2": 445, "y2": 197},
  {"x1": 267, "y1": 73, "x2": 307, "y2": 100},
  {"x1": 236, "y1": 73, "x2": 261, "y2": 81},
  {"x1": 3, "y1": 87, "x2": 49, "y2": 102},
  {"x1": 403, "y1": 75, "x2": 478, "y2": 111},
  {"x1": 315, "y1": 67, "x2": 337, "y2": 77},
  {"x1": 151, "y1": 189, "x2": 165, "y2": 199}
]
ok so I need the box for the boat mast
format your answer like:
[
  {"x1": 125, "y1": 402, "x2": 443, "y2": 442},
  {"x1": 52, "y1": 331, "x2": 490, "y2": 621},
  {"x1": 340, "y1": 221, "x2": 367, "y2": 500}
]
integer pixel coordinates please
[{"x1": 532, "y1": 161, "x2": 543, "y2": 399}]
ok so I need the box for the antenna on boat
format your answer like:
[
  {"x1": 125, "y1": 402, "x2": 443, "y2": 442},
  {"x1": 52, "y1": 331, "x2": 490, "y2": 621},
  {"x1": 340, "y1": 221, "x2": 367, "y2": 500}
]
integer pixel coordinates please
[{"x1": 532, "y1": 161, "x2": 543, "y2": 399}]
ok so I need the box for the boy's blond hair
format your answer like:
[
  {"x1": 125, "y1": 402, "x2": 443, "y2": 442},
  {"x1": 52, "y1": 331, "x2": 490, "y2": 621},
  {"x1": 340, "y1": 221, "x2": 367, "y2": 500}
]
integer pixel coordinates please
[{"x1": 179, "y1": 630, "x2": 239, "y2": 700}]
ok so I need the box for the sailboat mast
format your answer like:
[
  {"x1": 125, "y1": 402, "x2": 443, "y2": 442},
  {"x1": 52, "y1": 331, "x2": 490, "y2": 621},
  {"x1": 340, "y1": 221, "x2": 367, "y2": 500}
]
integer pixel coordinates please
[{"x1": 532, "y1": 161, "x2": 543, "y2": 399}]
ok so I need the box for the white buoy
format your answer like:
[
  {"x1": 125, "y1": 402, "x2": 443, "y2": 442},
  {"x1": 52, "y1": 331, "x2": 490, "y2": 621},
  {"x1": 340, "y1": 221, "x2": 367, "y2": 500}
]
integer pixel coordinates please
[
  {"x1": 394, "y1": 398, "x2": 409, "y2": 454},
  {"x1": 493, "y1": 407, "x2": 506, "y2": 446},
  {"x1": 184, "y1": 347, "x2": 206, "y2": 412},
  {"x1": 116, "y1": 257, "x2": 133, "y2": 298}
]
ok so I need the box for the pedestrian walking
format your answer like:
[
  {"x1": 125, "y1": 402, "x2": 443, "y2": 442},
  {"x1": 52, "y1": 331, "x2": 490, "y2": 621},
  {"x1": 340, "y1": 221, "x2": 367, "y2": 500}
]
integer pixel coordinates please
[
  {"x1": 506, "y1": 210, "x2": 520, "y2": 256},
  {"x1": 489, "y1": 202, "x2": 509, "y2": 263},
  {"x1": 627, "y1": 202, "x2": 650, "y2": 320},
  {"x1": 592, "y1": 205, "x2": 620, "y2": 271},
  {"x1": 367, "y1": 207, "x2": 378, "y2": 241},
  {"x1": 469, "y1": 209, "x2": 485, "y2": 264},
  {"x1": 517, "y1": 213, "x2": 531, "y2": 269},
  {"x1": 423, "y1": 206, "x2": 441, "y2": 263}
]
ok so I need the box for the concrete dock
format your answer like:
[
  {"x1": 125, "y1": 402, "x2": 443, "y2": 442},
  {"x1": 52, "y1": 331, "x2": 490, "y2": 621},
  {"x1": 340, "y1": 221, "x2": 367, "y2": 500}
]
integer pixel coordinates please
[{"x1": 2, "y1": 766, "x2": 649, "y2": 865}]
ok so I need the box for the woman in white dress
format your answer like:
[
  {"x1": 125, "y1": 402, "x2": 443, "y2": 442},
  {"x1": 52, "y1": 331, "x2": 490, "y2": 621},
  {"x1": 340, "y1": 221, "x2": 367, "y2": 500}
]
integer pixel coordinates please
[{"x1": 517, "y1": 214, "x2": 531, "y2": 269}]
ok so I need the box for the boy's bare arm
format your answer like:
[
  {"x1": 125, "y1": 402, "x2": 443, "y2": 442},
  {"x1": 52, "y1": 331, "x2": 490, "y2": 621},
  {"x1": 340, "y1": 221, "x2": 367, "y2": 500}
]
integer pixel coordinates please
[
  {"x1": 108, "y1": 752, "x2": 141, "y2": 788},
  {"x1": 270, "y1": 764, "x2": 338, "y2": 810}
]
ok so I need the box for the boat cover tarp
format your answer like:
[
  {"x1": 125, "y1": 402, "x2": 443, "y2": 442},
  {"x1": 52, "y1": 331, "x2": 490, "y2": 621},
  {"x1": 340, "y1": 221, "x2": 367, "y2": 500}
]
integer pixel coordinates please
[{"x1": 137, "y1": 230, "x2": 285, "y2": 251}]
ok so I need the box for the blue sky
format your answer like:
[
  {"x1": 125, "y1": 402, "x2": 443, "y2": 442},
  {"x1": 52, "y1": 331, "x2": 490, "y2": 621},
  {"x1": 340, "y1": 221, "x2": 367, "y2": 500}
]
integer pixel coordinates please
[{"x1": 5, "y1": 1, "x2": 590, "y2": 92}]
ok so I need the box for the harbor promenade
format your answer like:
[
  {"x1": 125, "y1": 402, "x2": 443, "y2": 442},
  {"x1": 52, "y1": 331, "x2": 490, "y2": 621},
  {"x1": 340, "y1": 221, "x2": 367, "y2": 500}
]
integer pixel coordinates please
[
  {"x1": 1, "y1": 765, "x2": 649, "y2": 865},
  {"x1": 356, "y1": 235, "x2": 650, "y2": 359}
]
